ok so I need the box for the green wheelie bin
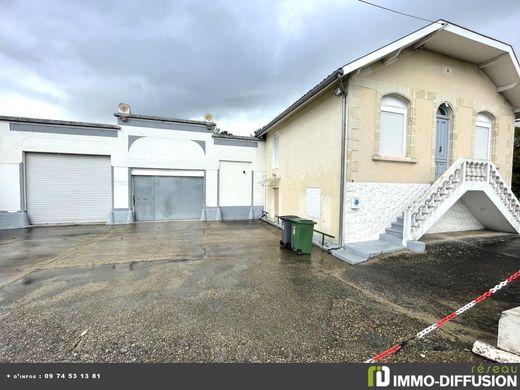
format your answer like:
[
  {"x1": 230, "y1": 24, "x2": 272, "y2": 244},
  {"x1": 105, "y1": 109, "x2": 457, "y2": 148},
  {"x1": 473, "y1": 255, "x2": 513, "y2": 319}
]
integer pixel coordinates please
[{"x1": 290, "y1": 218, "x2": 316, "y2": 255}]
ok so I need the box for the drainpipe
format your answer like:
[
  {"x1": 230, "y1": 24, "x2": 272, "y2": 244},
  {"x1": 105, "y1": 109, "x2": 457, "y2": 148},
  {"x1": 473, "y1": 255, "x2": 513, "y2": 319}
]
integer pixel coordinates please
[{"x1": 337, "y1": 73, "x2": 347, "y2": 249}]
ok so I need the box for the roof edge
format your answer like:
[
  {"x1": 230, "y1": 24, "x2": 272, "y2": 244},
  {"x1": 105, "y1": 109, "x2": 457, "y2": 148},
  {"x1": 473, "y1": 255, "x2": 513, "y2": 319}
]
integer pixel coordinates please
[
  {"x1": 115, "y1": 113, "x2": 216, "y2": 128},
  {"x1": 257, "y1": 19, "x2": 520, "y2": 137},
  {"x1": 255, "y1": 68, "x2": 343, "y2": 137},
  {"x1": 212, "y1": 133, "x2": 264, "y2": 141},
  {"x1": 0, "y1": 115, "x2": 120, "y2": 130},
  {"x1": 341, "y1": 20, "x2": 446, "y2": 75}
]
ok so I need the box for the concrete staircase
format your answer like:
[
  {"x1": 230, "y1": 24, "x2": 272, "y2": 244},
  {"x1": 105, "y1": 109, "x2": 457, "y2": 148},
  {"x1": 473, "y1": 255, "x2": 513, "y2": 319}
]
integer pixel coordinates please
[
  {"x1": 380, "y1": 215, "x2": 404, "y2": 245},
  {"x1": 332, "y1": 159, "x2": 520, "y2": 266},
  {"x1": 331, "y1": 214, "x2": 405, "y2": 265},
  {"x1": 403, "y1": 158, "x2": 520, "y2": 245}
]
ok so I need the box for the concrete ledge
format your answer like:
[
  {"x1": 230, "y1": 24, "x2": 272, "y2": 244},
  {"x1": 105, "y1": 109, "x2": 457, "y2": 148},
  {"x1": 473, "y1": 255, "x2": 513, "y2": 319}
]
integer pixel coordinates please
[
  {"x1": 203, "y1": 207, "x2": 222, "y2": 221},
  {"x1": 207, "y1": 206, "x2": 264, "y2": 221},
  {"x1": 498, "y1": 306, "x2": 520, "y2": 354},
  {"x1": 203, "y1": 207, "x2": 264, "y2": 221},
  {"x1": 0, "y1": 211, "x2": 29, "y2": 230},
  {"x1": 372, "y1": 154, "x2": 417, "y2": 164},
  {"x1": 220, "y1": 206, "x2": 253, "y2": 220},
  {"x1": 249, "y1": 206, "x2": 264, "y2": 219},
  {"x1": 407, "y1": 240, "x2": 426, "y2": 252},
  {"x1": 472, "y1": 340, "x2": 520, "y2": 363},
  {"x1": 107, "y1": 209, "x2": 134, "y2": 225},
  {"x1": 330, "y1": 248, "x2": 367, "y2": 265}
]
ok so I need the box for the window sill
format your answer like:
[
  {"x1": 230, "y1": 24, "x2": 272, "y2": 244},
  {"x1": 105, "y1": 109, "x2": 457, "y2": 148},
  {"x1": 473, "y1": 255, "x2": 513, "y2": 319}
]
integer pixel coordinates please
[{"x1": 372, "y1": 154, "x2": 417, "y2": 163}]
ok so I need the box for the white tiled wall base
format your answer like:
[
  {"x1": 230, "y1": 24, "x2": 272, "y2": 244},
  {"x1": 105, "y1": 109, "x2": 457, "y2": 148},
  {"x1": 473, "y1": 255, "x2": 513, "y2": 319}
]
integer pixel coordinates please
[
  {"x1": 427, "y1": 200, "x2": 483, "y2": 234},
  {"x1": 344, "y1": 182, "x2": 429, "y2": 244}
]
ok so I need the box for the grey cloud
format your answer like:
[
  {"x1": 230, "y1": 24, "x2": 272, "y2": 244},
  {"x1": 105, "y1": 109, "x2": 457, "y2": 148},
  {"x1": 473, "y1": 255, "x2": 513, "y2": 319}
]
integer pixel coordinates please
[{"x1": 1, "y1": 0, "x2": 519, "y2": 134}]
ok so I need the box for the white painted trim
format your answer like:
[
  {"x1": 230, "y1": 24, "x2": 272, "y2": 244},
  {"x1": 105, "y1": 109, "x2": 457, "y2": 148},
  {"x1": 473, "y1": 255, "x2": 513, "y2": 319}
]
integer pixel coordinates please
[
  {"x1": 264, "y1": 20, "x2": 520, "y2": 138},
  {"x1": 381, "y1": 105, "x2": 406, "y2": 115},
  {"x1": 497, "y1": 81, "x2": 520, "y2": 93},
  {"x1": 341, "y1": 22, "x2": 445, "y2": 75},
  {"x1": 131, "y1": 168, "x2": 204, "y2": 177},
  {"x1": 443, "y1": 23, "x2": 520, "y2": 80},
  {"x1": 272, "y1": 132, "x2": 280, "y2": 169},
  {"x1": 443, "y1": 23, "x2": 512, "y2": 52},
  {"x1": 341, "y1": 20, "x2": 520, "y2": 91},
  {"x1": 478, "y1": 53, "x2": 508, "y2": 69},
  {"x1": 411, "y1": 31, "x2": 440, "y2": 50},
  {"x1": 383, "y1": 48, "x2": 402, "y2": 65}
]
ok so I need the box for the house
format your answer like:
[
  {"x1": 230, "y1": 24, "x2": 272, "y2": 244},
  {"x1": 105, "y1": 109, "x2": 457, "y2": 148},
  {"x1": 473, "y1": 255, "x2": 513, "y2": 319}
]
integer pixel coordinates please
[
  {"x1": 256, "y1": 20, "x2": 520, "y2": 263},
  {"x1": 0, "y1": 108, "x2": 265, "y2": 229}
]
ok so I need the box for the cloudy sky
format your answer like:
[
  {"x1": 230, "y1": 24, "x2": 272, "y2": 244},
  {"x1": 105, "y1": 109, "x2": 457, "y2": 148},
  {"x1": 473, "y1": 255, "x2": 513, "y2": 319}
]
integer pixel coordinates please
[{"x1": 1, "y1": 0, "x2": 519, "y2": 135}]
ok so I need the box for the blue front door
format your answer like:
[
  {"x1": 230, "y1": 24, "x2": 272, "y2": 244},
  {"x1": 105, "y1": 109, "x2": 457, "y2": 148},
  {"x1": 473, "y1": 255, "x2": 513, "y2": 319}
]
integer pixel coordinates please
[{"x1": 435, "y1": 116, "x2": 449, "y2": 178}]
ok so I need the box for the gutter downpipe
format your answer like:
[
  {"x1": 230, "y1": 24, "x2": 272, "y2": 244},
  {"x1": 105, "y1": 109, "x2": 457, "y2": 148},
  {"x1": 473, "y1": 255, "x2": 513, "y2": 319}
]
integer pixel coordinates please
[{"x1": 336, "y1": 72, "x2": 348, "y2": 250}]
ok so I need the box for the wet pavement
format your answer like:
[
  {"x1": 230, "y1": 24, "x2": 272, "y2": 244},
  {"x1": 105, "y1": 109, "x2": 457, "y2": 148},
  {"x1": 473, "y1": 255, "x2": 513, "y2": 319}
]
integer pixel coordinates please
[{"x1": 0, "y1": 221, "x2": 519, "y2": 362}]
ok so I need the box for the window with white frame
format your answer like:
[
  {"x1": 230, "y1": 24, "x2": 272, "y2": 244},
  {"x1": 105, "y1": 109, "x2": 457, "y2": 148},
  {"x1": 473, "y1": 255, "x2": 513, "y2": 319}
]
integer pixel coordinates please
[
  {"x1": 305, "y1": 187, "x2": 321, "y2": 219},
  {"x1": 272, "y1": 133, "x2": 280, "y2": 168},
  {"x1": 379, "y1": 95, "x2": 408, "y2": 156},
  {"x1": 473, "y1": 113, "x2": 492, "y2": 161}
]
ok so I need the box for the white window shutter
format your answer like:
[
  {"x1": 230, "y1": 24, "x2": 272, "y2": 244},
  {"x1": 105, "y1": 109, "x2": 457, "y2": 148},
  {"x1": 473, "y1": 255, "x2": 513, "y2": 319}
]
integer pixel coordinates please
[
  {"x1": 379, "y1": 110, "x2": 405, "y2": 156},
  {"x1": 474, "y1": 125, "x2": 490, "y2": 160}
]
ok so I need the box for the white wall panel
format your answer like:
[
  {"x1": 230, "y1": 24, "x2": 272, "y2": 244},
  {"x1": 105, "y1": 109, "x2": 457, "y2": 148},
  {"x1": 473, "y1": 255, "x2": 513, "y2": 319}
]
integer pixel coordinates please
[
  {"x1": 205, "y1": 169, "x2": 218, "y2": 207},
  {"x1": 344, "y1": 182, "x2": 429, "y2": 243},
  {"x1": 253, "y1": 170, "x2": 265, "y2": 206},
  {"x1": 219, "y1": 161, "x2": 252, "y2": 207},
  {"x1": 113, "y1": 166, "x2": 129, "y2": 209},
  {"x1": 0, "y1": 163, "x2": 21, "y2": 212}
]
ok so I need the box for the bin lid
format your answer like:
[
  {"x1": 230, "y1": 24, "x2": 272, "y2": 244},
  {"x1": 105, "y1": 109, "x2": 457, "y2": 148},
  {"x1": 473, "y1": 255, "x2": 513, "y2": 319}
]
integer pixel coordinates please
[
  {"x1": 279, "y1": 215, "x2": 299, "y2": 221},
  {"x1": 292, "y1": 218, "x2": 316, "y2": 225}
]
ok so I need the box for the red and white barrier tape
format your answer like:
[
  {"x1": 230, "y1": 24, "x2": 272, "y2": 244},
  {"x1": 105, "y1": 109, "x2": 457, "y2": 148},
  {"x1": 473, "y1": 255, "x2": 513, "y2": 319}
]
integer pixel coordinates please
[{"x1": 365, "y1": 269, "x2": 520, "y2": 363}]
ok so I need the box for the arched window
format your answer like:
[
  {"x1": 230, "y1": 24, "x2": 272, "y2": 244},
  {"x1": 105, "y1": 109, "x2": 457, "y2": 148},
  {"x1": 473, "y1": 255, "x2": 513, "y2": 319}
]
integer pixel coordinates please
[
  {"x1": 473, "y1": 113, "x2": 492, "y2": 161},
  {"x1": 379, "y1": 95, "x2": 408, "y2": 156},
  {"x1": 437, "y1": 105, "x2": 448, "y2": 117}
]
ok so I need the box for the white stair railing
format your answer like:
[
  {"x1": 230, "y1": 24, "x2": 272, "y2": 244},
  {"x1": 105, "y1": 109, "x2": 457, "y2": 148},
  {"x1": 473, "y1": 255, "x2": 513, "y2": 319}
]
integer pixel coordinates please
[{"x1": 403, "y1": 158, "x2": 520, "y2": 244}]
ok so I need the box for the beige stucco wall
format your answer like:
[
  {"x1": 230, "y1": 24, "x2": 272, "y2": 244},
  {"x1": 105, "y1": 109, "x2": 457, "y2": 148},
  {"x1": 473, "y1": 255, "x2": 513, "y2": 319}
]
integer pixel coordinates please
[
  {"x1": 264, "y1": 90, "x2": 343, "y2": 242},
  {"x1": 347, "y1": 48, "x2": 516, "y2": 185}
]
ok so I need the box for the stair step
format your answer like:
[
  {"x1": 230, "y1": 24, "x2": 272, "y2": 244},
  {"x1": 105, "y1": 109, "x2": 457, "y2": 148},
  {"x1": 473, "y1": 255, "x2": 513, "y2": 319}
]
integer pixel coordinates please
[
  {"x1": 330, "y1": 249, "x2": 368, "y2": 265},
  {"x1": 391, "y1": 221, "x2": 403, "y2": 229},
  {"x1": 380, "y1": 233, "x2": 403, "y2": 245},
  {"x1": 385, "y1": 227, "x2": 403, "y2": 238},
  {"x1": 396, "y1": 216, "x2": 404, "y2": 222},
  {"x1": 344, "y1": 244, "x2": 371, "y2": 259},
  {"x1": 345, "y1": 239, "x2": 404, "y2": 260}
]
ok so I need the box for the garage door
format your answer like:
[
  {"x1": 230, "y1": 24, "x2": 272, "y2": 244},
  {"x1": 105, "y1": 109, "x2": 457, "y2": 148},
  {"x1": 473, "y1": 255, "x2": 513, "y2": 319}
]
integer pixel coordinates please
[
  {"x1": 219, "y1": 161, "x2": 252, "y2": 206},
  {"x1": 133, "y1": 176, "x2": 203, "y2": 221},
  {"x1": 25, "y1": 153, "x2": 112, "y2": 224}
]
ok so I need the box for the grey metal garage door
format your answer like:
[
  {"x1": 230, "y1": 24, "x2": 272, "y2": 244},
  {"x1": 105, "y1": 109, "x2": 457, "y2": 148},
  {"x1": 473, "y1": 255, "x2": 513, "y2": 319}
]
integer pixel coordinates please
[
  {"x1": 133, "y1": 176, "x2": 203, "y2": 221},
  {"x1": 25, "y1": 153, "x2": 112, "y2": 224}
]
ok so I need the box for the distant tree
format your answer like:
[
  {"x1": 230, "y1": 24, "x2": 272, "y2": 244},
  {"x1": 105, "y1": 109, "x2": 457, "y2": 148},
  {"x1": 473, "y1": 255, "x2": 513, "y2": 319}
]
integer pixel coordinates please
[
  {"x1": 513, "y1": 127, "x2": 520, "y2": 197},
  {"x1": 219, "y1": 130, "x2": 233, "y2": 136}
]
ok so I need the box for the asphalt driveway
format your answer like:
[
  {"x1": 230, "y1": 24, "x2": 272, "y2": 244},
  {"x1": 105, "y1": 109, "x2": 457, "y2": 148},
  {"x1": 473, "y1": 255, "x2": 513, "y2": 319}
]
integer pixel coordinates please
[{"x1": 0, "y1": 221, "x2": 519, "y2": 362}]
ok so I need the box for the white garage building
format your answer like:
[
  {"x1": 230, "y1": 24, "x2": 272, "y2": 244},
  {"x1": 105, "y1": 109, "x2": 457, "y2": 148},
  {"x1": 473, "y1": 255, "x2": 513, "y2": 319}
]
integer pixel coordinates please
[{"x1": 0, "y1": 110, "x2": 265, "y2": 229}]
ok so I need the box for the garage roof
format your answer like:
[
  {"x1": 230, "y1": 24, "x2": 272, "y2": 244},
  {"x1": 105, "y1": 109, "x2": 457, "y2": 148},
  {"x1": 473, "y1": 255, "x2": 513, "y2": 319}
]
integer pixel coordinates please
[
  {"x1": 0, "y1": 115, "x2": 120, "y2": 130},
  {"x1": 256, "y1": 20, "x2": 520, "y2": 137},
  {"x1": 114, "y1": 113, "x2": 216, "y2": 128}
]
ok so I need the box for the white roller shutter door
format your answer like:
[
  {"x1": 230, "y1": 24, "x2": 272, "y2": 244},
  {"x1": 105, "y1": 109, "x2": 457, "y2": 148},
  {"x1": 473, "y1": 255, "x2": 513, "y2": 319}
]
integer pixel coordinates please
[{"x1": 25, "y1": 153, "x2": 112, "y2": 224}]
